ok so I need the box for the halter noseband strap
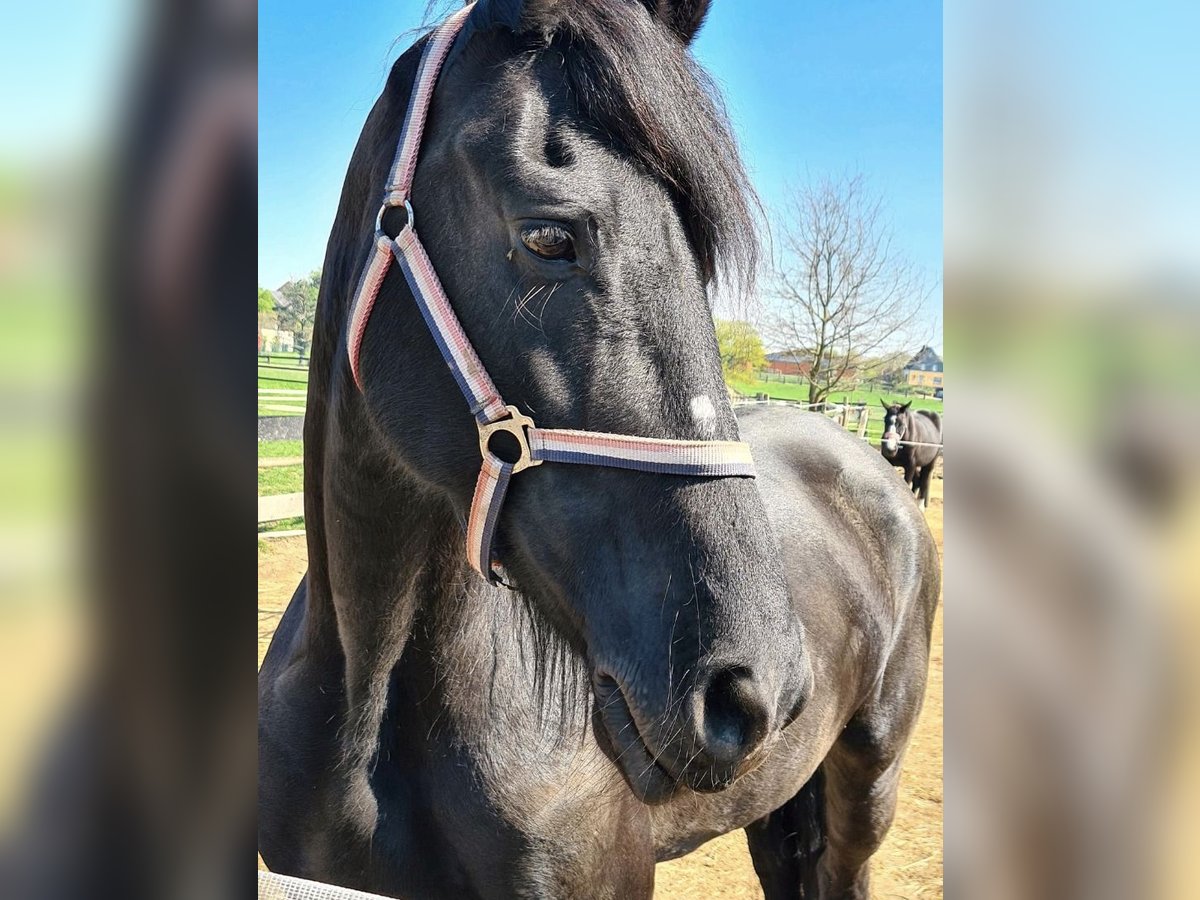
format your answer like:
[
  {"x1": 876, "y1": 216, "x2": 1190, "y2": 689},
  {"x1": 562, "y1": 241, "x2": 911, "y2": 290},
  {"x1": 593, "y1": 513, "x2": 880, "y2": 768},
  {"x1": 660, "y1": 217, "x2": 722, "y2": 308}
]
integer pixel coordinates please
[{"x1": 345, "y1": 5, "x2": 755, "y2": 584}]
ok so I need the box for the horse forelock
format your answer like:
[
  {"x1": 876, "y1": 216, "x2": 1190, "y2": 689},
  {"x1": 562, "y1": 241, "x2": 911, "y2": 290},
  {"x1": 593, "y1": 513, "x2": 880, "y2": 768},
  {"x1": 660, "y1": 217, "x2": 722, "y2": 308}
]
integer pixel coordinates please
[{"x1": 544, "y1": 0, "x2": 758, "y2": 288}]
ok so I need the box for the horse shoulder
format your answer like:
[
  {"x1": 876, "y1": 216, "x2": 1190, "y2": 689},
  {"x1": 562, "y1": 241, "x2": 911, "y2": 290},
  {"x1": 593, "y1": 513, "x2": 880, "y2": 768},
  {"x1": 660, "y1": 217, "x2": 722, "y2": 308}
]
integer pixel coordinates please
[
  {"x1": 640, "y1": 409, "x2": 940, "y2": 845},
  {"x1": 738, "y1": 408, "x2": 936, "y2": 675}
]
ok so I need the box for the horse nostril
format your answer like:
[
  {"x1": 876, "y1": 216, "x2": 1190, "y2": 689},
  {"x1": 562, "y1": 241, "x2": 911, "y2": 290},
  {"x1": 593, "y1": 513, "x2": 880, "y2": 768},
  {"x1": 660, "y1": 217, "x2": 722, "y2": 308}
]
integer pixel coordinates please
[{"x1": 700, "y1": 667, "x2": 771, "y2": 769}]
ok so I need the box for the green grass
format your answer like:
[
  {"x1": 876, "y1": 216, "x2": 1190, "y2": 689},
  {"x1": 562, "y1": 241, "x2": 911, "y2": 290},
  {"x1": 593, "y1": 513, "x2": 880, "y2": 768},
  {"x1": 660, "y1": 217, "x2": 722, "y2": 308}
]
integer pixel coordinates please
[
  {"x1": 258, "y1": 357, "x2": 309, "y2": 384},
  {"x1": 259, "y1": 440, "x2": 303, "y2": 459},
  {"x1": 258, "y1": 440, "x2": 304, "y2": 530},
  {"x1": 258, "y1": 402, "x2": 305, "y2": 417},
  {"x1": 727, "y1": 376, "x2": 941, "y2": 448},
  {"x1": 260, "y1": 375, "x2": 308, "y2": 388},
  {"x1": 259, "y1": 364, "x2": 307, "y2": 415},
  {"x1": 729, "y1": 376, "x2": 943, "y2": 413},
  {"x1": 258, "y1": 515, "x2": 305, "y2": 544},
  {"x1": 258, "y1": 465, "x2": 303, "y2": 496},
  {"x1": 259, "y1": 375, "x2": 308, "y2": 389}
]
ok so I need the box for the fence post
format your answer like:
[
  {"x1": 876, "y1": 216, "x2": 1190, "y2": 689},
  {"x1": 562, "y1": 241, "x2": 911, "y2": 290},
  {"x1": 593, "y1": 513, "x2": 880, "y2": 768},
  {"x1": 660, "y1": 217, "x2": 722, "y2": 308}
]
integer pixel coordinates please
[
  {"x1": 858, "y1": 406, "x2": 870, "y2": 438},
  {"x1": 839, "y1": 398, "x2": 848, "y2": 427}
]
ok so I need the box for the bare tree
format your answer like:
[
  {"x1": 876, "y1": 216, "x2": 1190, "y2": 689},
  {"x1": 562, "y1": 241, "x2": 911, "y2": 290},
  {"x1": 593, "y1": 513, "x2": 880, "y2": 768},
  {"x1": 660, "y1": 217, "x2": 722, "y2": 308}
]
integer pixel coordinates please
[
  {"x1": 765, "y1": 173, "x2": 931, "y2": 405},
  {"x1": 276, "y1": 269, "x2": 321, "y2": 357}
]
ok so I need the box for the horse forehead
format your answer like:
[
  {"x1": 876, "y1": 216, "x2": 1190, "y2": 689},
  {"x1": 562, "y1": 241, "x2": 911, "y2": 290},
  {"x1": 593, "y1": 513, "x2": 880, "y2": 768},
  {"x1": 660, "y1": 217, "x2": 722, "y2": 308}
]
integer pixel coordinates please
[
  {"x1": 434, "y1": 64, "x2": 531, "y2": 153},
  {"x1": 448, "y1": 60, "x2": 573, "y2": 145},
  {"x1": 441, "y1": 66, "x2": 625, "y2": 195}
]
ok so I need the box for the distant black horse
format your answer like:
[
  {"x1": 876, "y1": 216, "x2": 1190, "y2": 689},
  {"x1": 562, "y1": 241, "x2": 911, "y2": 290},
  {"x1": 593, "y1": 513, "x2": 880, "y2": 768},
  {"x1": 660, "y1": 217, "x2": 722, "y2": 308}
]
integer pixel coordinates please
[
  {"x1": 881, "y1": 400, "x2": 943, "y2": 507},
  {"x1": 259, "y1": 2, "x2": 939, "y2": 897}
]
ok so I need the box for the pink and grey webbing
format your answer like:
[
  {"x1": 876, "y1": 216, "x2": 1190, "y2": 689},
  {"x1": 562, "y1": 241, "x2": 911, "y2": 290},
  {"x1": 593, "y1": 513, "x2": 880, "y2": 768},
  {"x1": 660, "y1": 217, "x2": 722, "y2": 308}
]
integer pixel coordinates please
[{"x1": 345, "y1": 4, "x2": 755, "y2": 584}]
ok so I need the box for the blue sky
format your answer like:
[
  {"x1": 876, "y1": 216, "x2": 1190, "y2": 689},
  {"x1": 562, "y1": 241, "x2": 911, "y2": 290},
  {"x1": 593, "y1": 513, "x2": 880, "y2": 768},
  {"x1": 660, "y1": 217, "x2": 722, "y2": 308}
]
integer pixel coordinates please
[
  {"x1": 260, "y1": 1, "x2": 942, "y2": 345},
  {"x1": 0, "y1": 1, "x2": 135, "y2": 161}
]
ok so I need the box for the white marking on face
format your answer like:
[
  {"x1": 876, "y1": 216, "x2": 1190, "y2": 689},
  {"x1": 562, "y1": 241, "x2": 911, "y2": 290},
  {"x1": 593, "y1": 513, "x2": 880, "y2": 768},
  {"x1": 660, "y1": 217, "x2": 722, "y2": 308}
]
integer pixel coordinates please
[
  {"x1": 884, "y1": 414, "x2": 900, "y2": 451},
  {"x1": 689, "y1": 394, "x2": 717, "y2": 434}
]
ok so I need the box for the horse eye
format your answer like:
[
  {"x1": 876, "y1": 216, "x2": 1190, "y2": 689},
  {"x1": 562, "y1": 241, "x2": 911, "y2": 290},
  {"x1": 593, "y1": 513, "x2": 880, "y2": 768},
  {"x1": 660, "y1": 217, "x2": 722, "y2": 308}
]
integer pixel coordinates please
[{"x1": 520, "y1": 224, "x2": 575, "y2": 262}]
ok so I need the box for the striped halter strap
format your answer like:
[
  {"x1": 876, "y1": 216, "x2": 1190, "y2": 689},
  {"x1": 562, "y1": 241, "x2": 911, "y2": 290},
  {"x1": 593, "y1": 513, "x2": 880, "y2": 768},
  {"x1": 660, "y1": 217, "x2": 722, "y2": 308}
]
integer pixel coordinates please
[{"x1": 346, "y1": 5, "x2": 755, "y2": 585}]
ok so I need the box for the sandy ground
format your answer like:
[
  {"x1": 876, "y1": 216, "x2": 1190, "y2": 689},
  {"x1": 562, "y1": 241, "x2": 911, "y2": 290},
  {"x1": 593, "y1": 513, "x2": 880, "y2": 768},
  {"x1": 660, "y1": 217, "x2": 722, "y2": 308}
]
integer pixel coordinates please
[{"x1": 257, "y1": 478, "x2": 943, "y2": 898}]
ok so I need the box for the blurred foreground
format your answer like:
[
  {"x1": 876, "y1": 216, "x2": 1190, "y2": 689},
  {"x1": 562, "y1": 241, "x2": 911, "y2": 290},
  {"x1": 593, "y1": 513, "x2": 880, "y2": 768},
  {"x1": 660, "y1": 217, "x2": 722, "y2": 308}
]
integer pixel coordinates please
[
  {"x1": 946, "y1": 2, "x2": 1200, "y2": 899},
  {"x1": 0, "y1": 1, "x2": 1198, "y2": 898},
  {"x1": 1, "y1": 1, "x2": 256, "y2": 897}
]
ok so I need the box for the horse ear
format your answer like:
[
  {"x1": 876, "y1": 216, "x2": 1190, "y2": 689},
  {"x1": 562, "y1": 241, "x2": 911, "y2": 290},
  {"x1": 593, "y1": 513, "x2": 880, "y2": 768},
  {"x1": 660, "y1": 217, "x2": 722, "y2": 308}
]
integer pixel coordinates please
[
  {"x1": 880, "y1": 399, "x2": 890, "y2": 410},
  {"x1": 902, "y1": 401, "x2": 912, "y2": 411},
  {"x1": 461, "y1": 0, "x2": 527, "y2": 34},
  {"x1": 641, "y1": 0, "x2": 714, "y2": 44}
]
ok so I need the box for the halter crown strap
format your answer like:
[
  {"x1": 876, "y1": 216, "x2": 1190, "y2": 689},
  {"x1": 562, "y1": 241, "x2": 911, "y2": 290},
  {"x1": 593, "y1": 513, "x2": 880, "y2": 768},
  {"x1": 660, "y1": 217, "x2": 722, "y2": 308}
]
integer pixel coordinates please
[{"x1": 345, "y1": 4, "x2": 756, "y2": 585}]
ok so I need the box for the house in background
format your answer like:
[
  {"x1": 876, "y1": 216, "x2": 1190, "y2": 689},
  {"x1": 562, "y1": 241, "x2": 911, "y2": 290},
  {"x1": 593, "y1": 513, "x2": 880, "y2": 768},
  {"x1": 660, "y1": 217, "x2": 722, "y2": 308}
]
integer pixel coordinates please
[
  {"x1": 258, "y1": 287, "x2": 296, "y2": 353},
  {"x1": 764, "y1": 351, "x2": 812, "y2": 376},
  {"x1": 259, "y1": 326, "x2": 295, "y2": 353},
  {"x1": 901, "y1": 346, "x2": 944, "y2": 390}
]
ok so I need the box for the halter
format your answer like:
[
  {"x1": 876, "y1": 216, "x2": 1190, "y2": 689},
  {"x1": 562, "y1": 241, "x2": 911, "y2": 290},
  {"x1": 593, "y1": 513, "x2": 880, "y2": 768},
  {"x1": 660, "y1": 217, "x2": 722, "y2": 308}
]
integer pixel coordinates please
[{"x1": 346, "y1": 5, "x2": 755, "y2": 584}]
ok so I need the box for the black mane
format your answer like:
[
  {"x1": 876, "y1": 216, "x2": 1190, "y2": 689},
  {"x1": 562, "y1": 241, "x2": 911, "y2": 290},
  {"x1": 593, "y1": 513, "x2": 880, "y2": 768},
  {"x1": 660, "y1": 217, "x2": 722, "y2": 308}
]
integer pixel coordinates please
[{"x1": 545, "y1": 0, "x2": 757, "y2": 287}]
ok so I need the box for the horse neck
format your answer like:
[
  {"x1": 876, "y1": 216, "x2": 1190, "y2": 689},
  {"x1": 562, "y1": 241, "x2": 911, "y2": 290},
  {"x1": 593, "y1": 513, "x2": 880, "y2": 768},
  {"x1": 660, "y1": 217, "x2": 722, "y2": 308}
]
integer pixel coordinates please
[
  {"x1": 300, "y1": 367, "x2": 472, "y2": 655},
  {"x1": 902, "y1": 410, "x2": 938, "y2": 463}
]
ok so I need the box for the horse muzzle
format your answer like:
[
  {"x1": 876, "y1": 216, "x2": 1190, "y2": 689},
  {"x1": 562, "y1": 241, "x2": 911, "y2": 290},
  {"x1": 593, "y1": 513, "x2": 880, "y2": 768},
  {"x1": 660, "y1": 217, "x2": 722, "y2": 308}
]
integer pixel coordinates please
[{"x1": 591, "y1": 659, "x2": 801, "y2": 803}]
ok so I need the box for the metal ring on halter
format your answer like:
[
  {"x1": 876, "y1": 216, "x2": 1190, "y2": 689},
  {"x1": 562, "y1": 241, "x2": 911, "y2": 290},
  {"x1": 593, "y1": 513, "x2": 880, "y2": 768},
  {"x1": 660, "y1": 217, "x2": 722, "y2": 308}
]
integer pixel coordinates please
[
  {"x1": 375, "y1": 198, "x2": 416, "y2": 237},
  {"x1": 478, "y1": 406, "x2": 543, "y2": 474}
]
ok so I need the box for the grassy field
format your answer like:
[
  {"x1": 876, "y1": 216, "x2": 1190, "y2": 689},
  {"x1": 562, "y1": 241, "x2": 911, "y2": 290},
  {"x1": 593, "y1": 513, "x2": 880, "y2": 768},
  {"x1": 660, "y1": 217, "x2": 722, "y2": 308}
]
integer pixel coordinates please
[
  {"x1": 258, "y1": 464, "x2": 303, "y2": 496},
  {"x1": 260, "y1": 515, "x2": 304, "y2": 534},
  {"x1": 258, "y1": 400, "x2": 305, "y2": 416},
  {"x1": 728, "y1": 375, "x2": 943, "y2": 412},
  {"x1": 256, "y1": 355, "x2": 943, "y2": 417},
  {"x1": 258, "y1": 442, "x2": 302, "y2": 490},
  {"x1": 258, "y1": 353, "x2": 309, "y2": 379},
  {"x1": 258, "y1": 358, "x2": 308, "y2": 415},
  {"x1": 258, "y1": 352, "x2": 307, "y2": 367},
  {"x1": 258, "y1": 441, "x2": 303, "y2": 496},
  {"x1": 259, "y1": 375, "x2": 308, "y2": 389},
  {"x1": 260, "y1": 440, "x2": 302, "y2": 458},
  {"x1": 727, "y1": 375, "x2": 942, "y2": 448},
  {"x1": 258, "y1": 439, "x2": 304, "y2": 535}
]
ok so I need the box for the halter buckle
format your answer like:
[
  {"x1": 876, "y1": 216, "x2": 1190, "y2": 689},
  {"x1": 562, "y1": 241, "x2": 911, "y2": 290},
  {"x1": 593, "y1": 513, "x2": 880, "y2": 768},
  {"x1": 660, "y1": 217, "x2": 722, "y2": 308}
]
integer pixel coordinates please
[{"x1": 478, "y1": 406, "x2": 542, "y2": 474}]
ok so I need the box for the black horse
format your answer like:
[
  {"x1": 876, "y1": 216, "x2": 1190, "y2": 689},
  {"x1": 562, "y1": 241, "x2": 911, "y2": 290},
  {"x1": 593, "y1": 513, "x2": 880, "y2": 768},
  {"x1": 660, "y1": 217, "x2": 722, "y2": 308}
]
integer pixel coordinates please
[
  {"x1": 880, "y1": 400, "x2": 943, "y2": 507},
  {"x1": 259, "y1": 2, "x2": 940, "y2": 897}
]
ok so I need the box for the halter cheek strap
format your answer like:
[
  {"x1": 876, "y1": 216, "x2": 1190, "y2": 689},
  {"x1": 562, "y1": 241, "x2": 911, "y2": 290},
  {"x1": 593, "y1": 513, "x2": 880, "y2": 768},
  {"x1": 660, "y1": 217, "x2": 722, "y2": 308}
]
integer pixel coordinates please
[{"x1": 346, "y1": 4, "x2": 755, "y2": 584}]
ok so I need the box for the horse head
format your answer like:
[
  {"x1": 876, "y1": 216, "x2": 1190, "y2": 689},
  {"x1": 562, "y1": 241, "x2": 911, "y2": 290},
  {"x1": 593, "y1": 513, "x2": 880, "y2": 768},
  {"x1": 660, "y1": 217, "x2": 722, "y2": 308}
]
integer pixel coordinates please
[
  {"x1": 881, "y1": 399, "x2": 913, "y2": 456},
  {"x1": 322, "y1": 0, "x2": 812, "y2": 805}
]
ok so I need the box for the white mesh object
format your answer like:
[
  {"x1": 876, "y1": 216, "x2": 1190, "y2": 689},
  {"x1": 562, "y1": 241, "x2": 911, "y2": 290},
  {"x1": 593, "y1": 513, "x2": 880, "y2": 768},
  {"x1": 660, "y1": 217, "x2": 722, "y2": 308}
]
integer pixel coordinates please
[{"x1": 259, "y1": 871, "x2": 398, "y2": 900}]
